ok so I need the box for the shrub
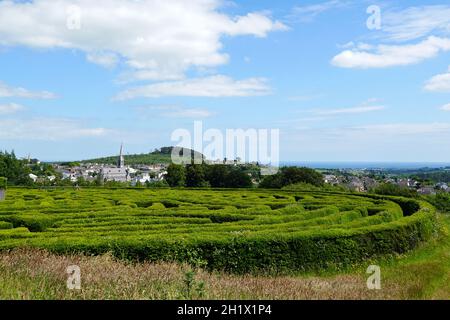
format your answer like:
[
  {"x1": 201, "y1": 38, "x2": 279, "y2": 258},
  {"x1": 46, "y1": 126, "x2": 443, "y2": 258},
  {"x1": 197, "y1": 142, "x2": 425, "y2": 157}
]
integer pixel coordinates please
[
  {"x1": 0, "y1": 221, "x2": 13, "y2": 230},
  {"x1": 371, "y1": 183, "x2": 418, "y2": 198},
  {"x1": 426, "y1": 192, "x2": 450, "y2": 213}
]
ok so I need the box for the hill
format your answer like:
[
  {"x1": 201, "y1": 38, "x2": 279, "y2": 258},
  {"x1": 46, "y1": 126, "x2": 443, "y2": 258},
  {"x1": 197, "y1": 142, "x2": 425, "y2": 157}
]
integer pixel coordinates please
[{"x1": 80, "y1": 146, "x2": 204, "y2": 165}]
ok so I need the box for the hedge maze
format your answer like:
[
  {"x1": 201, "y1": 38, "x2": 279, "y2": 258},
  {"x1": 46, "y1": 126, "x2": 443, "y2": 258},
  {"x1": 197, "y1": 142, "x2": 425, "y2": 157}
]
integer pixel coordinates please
[{"x1": 0, "y1": 188, "x2": 438, "y2": 273}]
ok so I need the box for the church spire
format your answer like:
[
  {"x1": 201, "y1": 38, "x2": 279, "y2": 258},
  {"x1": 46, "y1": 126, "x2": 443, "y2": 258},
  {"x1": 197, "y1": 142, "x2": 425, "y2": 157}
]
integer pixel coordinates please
[{"x1": 118, "y1": 143, "x2": 125, "y2": 168}]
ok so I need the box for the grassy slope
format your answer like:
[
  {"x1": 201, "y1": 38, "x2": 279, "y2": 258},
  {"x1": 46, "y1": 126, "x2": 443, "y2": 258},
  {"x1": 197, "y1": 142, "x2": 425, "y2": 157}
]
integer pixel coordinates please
[
  {"x1": 0, "y1": 215, "x2": 448, "y2": 300},
  {"x1": 81, "y1": 153, "x2": 172, "y2": 165},
  {"x1": 80, "y1": 147, "x2": 205, "y2": 165},
  {"x1": 375, "y1": 213, "x2": 449, "y2": 299}
]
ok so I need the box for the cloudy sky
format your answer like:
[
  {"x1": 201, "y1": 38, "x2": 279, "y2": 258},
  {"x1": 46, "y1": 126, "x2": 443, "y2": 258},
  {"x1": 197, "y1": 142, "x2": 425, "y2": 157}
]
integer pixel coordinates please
[{"x1": 1, "y1": 0, "x2": 450, "y2": 162}]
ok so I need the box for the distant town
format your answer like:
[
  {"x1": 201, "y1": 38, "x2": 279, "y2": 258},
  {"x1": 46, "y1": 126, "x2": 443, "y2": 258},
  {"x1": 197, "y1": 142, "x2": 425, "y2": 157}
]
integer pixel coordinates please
[
  {"x1": 13, "y1": 145, "x2": 450, "y2": 196},
  {"x1": 26, "y1": 145, "x2": 169, "y2": 187}
]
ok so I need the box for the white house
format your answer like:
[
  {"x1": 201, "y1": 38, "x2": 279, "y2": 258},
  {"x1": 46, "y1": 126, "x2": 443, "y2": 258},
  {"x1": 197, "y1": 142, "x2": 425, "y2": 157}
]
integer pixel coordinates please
[{"x1": 29, "y1": 173, "x2": 38, "y2": 182}]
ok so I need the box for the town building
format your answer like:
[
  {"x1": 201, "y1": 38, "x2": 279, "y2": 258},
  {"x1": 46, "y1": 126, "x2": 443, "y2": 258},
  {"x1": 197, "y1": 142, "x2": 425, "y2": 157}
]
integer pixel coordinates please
[
  {"x1": 417, "y1": 186, "x2": 436, "y2": 195},
  {"x1": 100, "y1": 144, "x2": 130, "y2": 182}
]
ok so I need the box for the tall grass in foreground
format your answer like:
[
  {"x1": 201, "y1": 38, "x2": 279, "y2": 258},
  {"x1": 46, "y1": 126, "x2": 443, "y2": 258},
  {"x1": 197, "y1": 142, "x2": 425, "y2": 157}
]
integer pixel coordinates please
[{"x1": 0, "y1": 249, "x2": 386, "y2": 300}]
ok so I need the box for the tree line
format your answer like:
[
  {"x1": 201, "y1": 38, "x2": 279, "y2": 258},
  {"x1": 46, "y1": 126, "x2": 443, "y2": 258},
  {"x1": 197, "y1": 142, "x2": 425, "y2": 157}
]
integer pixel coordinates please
[
  {"x1": 164, "y1": 163, "x2": 325, "y2": 189},
  {"x1": 165, "y1": 163, "x2": 254, "y2": 188}
]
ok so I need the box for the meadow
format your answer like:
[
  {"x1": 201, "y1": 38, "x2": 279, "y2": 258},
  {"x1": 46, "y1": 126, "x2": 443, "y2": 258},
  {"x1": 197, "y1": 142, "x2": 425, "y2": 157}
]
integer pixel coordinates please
[{"x1": 0, "y1": 188, "x2": 439, "y2": 274}]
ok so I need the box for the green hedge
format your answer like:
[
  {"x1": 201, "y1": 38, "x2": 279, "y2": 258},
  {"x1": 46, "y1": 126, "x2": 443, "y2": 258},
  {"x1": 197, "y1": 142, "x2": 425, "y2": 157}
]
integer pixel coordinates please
[
  {"x1": 0, "y1": 188, "x2": 440, "y2": 273},
  {"x1": 92, "y1": 201, "x2": 437, "y2": 273},
  {"x1": 0, "y1": 221, "x2": 13, "y2": 230}
]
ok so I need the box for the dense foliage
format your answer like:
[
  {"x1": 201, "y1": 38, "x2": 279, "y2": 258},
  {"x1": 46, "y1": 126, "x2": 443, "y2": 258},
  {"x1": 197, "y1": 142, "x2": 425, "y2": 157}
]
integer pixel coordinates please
[
  {"x1": 259, "y1": 167, "x2": 324, "y2": 189},
  {"x1": 0, "y1": 188, "x2": 437, "y2": 273},
  {"x1": 165, "y1": 164, "x2": 186, "y2": 187},
  {"x1": 0, "y1": 151, "x2": 32, "y2": 185},
  {"x1": 371, "y1": 183, "x2": 418, "y2": 198},
  {"x1": 0, "y1": 177, "x2": 6, "y2": 189},
  {"x1": 165, "y1": 164, "x2": 253, "y2": 188},
  {"x1": 426, "y1": 192, "x2": 450, "y2": 213},
  {"x1": 413, "y1": 170, "x2": 450, "y2": 184}
]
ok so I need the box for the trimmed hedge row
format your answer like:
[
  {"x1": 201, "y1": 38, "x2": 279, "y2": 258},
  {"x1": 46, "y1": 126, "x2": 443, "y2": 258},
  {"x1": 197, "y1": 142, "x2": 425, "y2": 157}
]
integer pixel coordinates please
[{"x1": 0, "y1": 188, "x2": 439, "y2": 273}]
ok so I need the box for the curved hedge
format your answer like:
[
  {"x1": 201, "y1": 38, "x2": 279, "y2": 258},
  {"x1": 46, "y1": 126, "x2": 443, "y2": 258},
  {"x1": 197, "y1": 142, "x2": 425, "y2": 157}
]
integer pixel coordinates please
[{"x1": 0, "y1": 188, "x2": 438, "y2": 273}]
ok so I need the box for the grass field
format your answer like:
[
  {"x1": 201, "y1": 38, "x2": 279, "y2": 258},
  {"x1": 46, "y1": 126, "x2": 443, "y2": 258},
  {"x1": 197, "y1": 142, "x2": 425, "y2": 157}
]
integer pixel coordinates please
[{"x1": 0, "y1": 187, "x2": 447, "y2": 300}]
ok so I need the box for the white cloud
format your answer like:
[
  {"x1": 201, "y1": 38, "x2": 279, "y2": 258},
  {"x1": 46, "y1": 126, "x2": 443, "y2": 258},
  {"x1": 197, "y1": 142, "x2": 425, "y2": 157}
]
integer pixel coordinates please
[
  {"x1": 296, "y1": 99, "x2": 385, "y2": 119},
  {"x1": 114, "y1": 75, "x2": 271, "y2": 100},
  {"x1": 116, "y1": 70, "x2": 184, "y2": 84},
  {"x1": 86, "y1": 52, "x2": 119, "y2": 68},
  {"x1": 137, "y1": 105, "x2": 214, "y2": 118},
  {"x1": 280, "y1": 100, "x2": 385, "y2": 125},
  {"x1": 424, "y1": 66, "x2": 450, "y2": 92},
  {"x1": 383, "y1": 5, "x2": 450, "y2": 42},
  {"x1": 0, "y1": 0, "x2": 286, "y2": 81},
  {"x1": 440, "y1": 103, "x2": 450, "y2": 111},
  {"x1": 0, "y1": 103, "x2": 25, "y2": 115},
  {"x1": 315, "y1": 105, "x2": 385, "y2": 116},
  {"x1": 0, "y1": 81, "x2": 57, "y2": 99},
  {"x1": 288, "y1": 0, "x2": 349, "y2": 23},
  {"x1": 0, "y1": 118, "x2": 111, "y2": 140},
  {"x1": 350, "y1": 123, "x2": 450, "y2": 135},
  {"x1": 161, "y1": 108, "x2": 213, "y2": 118},
  {"x1": 332, "y1": 36, "x2": 450, "y2": 69}
]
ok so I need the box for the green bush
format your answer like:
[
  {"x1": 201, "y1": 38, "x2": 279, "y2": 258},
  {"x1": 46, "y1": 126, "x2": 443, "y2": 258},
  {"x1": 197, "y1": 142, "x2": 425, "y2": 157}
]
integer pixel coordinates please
[
  {"x1": 371, "y1": 183, "x2": 418, "y2": 198},
  {"x1": 0, "y1": 221, "x2": 13, "y2": 230},
  {"x1": 426, "y1": 193, "x2": 450, "y2": 213}
]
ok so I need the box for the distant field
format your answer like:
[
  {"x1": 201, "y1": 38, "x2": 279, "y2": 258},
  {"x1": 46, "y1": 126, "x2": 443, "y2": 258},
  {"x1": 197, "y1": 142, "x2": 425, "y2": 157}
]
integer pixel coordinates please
[{"x1": 0, "y1": 188, "x2": 438, "y2": 274}]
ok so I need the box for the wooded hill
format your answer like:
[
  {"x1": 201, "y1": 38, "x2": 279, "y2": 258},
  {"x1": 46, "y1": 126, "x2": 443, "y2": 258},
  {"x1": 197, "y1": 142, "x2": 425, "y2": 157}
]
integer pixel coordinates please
[{"x1": 80, "y1": 147, "x2": 204, "y2": 165}]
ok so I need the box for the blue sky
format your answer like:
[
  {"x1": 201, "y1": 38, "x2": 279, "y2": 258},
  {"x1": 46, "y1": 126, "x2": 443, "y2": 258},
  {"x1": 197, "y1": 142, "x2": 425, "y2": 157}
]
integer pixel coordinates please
[{"x1": 1, "y1": 0, "x2": 450, "y2": 162}]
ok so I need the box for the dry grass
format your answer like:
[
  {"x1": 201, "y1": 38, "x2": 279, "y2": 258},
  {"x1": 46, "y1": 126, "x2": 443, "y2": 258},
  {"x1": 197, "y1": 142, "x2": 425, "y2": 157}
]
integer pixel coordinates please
[{"x1": 0, "y1": 248, "x2": 406, "y2": 300}]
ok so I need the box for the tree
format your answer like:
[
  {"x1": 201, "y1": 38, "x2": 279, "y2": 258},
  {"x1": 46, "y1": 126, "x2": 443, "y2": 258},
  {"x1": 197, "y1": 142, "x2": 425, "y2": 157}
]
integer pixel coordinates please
[
  {"x1": 164, "y1": 164, "x2": 186, "y2": 187},
  {"x1": 225, "y1": 168, "x2": 252, "y2": 188},
  {"x1": 371, "y1": 183, "x2": 418, "y2": 198},
  {"x1": 0, "y1": 151, "x2": 32, "y2": 185},
  {"x1": 259, "y1": 173, "x2": 284, "y2": 188},
  {"x1": 280, "y1": 167, "x2": 324, "y2": 187},
  {"x1": 185, "y1": 164, "x2": 207, "y2": 187},
  {"x1": 259, "y1": 167, "x2": 323, "y2": 189},
  {"x1": 205, "y1": 165, "x2": 229, "y2": 188},
  {"x1": 164, "y1": 163, "x2": 255, "y2": 188}
]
